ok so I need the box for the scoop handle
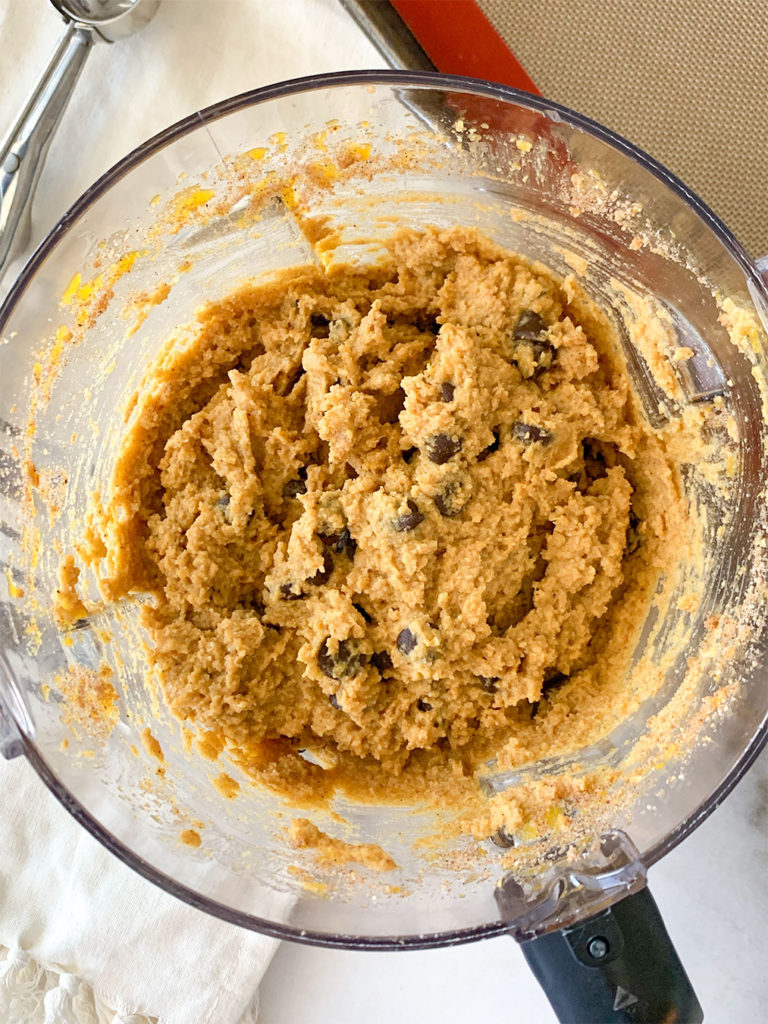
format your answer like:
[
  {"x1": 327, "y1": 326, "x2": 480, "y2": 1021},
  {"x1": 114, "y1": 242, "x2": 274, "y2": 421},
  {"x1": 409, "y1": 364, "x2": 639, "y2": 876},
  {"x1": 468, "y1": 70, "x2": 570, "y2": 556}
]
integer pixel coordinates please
[
  {"x1": 521, "y1": 886, "x2": 703, "y2": 1023},
  {"x1": 0, "y1": 21, "x2": 93, "y2": 280}
]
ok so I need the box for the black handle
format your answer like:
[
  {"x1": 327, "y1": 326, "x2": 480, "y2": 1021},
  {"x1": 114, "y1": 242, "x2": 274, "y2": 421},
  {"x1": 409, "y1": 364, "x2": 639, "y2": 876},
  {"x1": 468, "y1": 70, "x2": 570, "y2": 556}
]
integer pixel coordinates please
[{"x1": 521, "y1": 887, "x2": 703, "y2": 1023}]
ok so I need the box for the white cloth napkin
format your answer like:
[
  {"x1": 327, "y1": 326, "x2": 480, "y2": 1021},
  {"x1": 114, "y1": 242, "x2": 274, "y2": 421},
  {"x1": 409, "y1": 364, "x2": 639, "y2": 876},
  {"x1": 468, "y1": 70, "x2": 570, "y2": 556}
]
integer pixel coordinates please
[
  {"x1": 0, "y1": 760, "x2": 274, "y2": 1024},
  {"x1": 0, "y1": 1, "x2": 383, "y2": 1022}
]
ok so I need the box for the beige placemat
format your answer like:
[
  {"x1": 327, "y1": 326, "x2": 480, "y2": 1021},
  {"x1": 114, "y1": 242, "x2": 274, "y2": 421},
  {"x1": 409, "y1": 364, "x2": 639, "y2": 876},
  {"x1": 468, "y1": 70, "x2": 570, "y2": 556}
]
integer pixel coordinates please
[{"x1": 479, "y1": 0, "x2": 767, "y2": 258}]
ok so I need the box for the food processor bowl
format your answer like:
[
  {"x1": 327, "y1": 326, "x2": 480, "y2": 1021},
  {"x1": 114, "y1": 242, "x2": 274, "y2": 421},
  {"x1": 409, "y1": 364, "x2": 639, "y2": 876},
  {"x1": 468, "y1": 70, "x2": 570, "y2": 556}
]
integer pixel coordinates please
[{"x1": 0, "y1": 72, "x2": 766, "y2": 1020}]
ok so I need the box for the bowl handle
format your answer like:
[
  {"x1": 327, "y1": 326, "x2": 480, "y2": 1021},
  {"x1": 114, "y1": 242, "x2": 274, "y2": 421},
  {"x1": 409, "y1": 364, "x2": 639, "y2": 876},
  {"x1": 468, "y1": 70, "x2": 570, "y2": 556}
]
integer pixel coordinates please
[
  {"x1": 496, "y1": 830, "x2": 702, "y2": 1021},
  {"x1": 520, "y1": 886, "x2": 702, "y2": 1023}
]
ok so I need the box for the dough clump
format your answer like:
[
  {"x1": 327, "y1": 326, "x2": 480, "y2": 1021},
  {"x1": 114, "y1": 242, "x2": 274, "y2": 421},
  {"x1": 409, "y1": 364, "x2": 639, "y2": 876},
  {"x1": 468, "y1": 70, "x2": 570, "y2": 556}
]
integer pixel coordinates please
[{"x1": 100, "y1": 227, "x2": 685, "y2": 799}]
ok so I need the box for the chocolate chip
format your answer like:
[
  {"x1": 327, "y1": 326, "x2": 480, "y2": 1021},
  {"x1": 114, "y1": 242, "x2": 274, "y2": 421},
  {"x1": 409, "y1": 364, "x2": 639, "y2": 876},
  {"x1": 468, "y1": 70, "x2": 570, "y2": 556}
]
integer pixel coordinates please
[
  {"x1": 353, "y1": 602, "x2": 374, "y2": 624},
  {"x1": 417, "y1": 698, "x2": 433, "y2": 712},
  {"x1": 512, "y1": 422, "x2": 552, "y2": 445},
  {"x1": 318, "y1": 641, "x2": 336, "y2": 677},
  {"x1": 329, "y1": 318, "x2": 351, "y2": 342},
  {"x1": 318, "y1": 638, "x2": 367, "y2": 680},
  {"x1": 401, "y1": 446, "x2": 418, "y2": 464},
  {"x1": 425, "y1": 434, "x2": 462, "y2": 465},
  {"x1": 334, "y1": 527, "x2": 356, "y2": 558},
  {"x1": 280, "y1": 582, "x2": 306, "y2": 601},
  {"x1": 477, "y1": 429, "x2": 501, "y2": 462},
  {"x1": 397, "y1": 627, "x2": 417, "y2": 654},
  {"x1": 371, "y1": 650, "x2": 393, "y2": 673},
  {"x1": 215, "y1": 494, "x2": 231, "y2": 523},
  {"x1": 307, "y1": 552, "x2": 333, "y2": 586},
  {"x1": 329, "y1": 693, "x2": 341, "y2": 711},
  {"x1": 433, "y1": 481, "x2": 468, "y2": 518},
  {"x1": 283, "y1": 465, "x2": 308, "y2": 498},
  {"x1": 320, "y1": 528, "x2": 357, "y2": 558},
  {"x1": 479, "y1": 676, "x2": 499, "y2": 694},
  {"x1": 490, "y1": 825, "x2": 516, "y2": 848},
  {"x1": 512, "y1": 309, "x2": 548, "y2": 342},
  {"x1": 392, "y1": 499, "x2": 425, "y2": 532},
  {"x1": 433, "y1": 492, "x2": 453, "y2": 517},
  {"x1": 529, "y1": 339, "x2": 555, "y2": 370},
  {"x1": 509, "y1": 311, "x2": 556, "y2": 377},
  {"x1": 440, "y1": 382, "x2": 455, "y2": 403},
  {"x1": 283, "y1": 478, "x2": 307, "y2": 498},
  {"x1": 530, "y1": 700, "x2": 540, "y2": 719}
]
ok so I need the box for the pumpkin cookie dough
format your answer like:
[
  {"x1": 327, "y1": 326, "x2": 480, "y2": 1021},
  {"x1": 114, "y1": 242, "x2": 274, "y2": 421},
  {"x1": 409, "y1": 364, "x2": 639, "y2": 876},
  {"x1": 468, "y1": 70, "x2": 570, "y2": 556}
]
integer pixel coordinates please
[{"x1": 93, "y1": 226, "x2": 689, "y2": 807}]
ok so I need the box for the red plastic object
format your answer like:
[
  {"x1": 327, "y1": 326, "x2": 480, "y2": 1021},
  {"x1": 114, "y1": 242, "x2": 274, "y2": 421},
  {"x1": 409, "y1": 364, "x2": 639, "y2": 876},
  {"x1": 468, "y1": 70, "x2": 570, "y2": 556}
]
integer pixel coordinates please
[{"x1": 390, "y1": 0, "x2": 539, "y2": 94}]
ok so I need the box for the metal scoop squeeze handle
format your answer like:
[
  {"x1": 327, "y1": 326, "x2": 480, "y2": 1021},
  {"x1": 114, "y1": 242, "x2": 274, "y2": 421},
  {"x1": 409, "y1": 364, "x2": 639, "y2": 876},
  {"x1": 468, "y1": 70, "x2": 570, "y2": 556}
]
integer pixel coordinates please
[
  {"x1": 0, "y1": 23, "x2": 93, "y2": 277},
  {"x1": 0, "y1": 0, "x2": 159, "y2": 281}
]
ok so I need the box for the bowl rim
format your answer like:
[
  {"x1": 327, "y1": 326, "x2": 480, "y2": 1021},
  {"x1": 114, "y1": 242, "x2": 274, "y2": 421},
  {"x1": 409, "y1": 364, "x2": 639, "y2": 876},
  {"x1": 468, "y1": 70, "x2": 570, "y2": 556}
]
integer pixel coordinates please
[
  {"x1": 2, "y1": 69, "x2": 767, "y2": 950},
  {"x1": 2, "y1": 69, "x2": 766, "y2": 324}
]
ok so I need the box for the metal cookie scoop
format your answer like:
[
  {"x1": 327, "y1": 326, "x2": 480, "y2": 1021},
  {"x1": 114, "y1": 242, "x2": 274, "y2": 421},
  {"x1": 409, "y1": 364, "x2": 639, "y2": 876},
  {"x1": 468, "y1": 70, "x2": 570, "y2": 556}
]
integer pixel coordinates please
[{"x1": 0, "y1": 0, "x2": 159, "y2": 281}]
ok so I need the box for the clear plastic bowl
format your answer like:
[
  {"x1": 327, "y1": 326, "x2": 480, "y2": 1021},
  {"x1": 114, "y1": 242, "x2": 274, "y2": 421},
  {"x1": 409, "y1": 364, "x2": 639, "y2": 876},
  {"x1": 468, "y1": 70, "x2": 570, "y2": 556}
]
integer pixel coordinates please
[{"x1": 1, "y1": 72, "x2": 767, "y2": 948}]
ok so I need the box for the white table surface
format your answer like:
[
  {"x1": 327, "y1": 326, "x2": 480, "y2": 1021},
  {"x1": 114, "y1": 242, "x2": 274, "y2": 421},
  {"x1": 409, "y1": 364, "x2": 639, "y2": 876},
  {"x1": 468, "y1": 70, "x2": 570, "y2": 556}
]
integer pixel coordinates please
[{"x1": 260, "y1": 747, "x2": 768, "y2": 1024}]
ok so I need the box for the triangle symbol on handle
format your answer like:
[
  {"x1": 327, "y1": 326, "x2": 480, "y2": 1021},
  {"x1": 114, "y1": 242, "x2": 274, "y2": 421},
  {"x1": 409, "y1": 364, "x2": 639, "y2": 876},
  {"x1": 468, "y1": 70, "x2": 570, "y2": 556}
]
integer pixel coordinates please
[{"x1": 613, "y1": 985, "x2": 640, "y2": 1011}]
